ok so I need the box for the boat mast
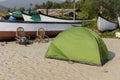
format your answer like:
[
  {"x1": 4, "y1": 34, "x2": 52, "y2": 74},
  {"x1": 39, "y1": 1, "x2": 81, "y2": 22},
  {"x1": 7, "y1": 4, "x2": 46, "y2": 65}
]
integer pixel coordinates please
[{"x1": 73, "y1": 0, "x2": 76, "y2": 21}]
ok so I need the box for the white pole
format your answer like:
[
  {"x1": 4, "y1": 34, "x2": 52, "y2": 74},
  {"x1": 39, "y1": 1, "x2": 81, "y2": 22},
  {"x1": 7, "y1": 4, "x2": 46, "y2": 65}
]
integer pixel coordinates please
[
  {"x1": 73, "y1": 0, "x2": 76, "y2": 22},
  {"x1": 100, "y1": 0, "x2": 102, "y2": 14}
]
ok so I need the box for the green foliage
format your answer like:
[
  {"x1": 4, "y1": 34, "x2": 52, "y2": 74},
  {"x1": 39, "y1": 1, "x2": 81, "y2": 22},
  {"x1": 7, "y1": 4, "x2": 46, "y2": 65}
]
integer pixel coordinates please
[
  {"x1": 34, "y1": 0, "x2": 74, "y2": 9},
  {"x1": 100, "y1": 0, "x2": 120, "y2": 20},
  {"x1": 77, "y1": 12, "x2": 88, "y2": 18},
  {"x1": 79, "y1": 0, "x2": 100, "y2": 18},
  {"x1": 82, "y1": 20, "x2": 97, "y2": 30},
  {"x1": 100, "y1": 31, "x2": 116, "y2": 38},
  {"x1": 99, "y1": 28, "x2": 120, "y2": 38}
]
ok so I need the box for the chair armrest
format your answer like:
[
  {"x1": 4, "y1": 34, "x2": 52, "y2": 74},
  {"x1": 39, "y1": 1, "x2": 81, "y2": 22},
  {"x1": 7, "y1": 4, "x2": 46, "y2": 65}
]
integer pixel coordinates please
[
  {"x1": 44, "y1": 35, "x2": 49, "y2": 42},
  {"x1": 15, "y1": 35, "x2": 21, "y2": 39}
]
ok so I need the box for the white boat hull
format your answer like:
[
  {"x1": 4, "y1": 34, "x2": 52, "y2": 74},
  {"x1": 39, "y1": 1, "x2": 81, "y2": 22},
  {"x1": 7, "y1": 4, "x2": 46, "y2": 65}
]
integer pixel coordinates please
[
  {"x1": 22, "y1": 13, "x2": 81, "y2": 22},
  {"x1": 0, "y1": 21, "x2": 81, "y2": 40},
  {"x1": 22, "y1": 14, "x2": 34, "y2": 22},
  {"x1": 97, "y1": 16, "x2": 117, "y2": 32},
  {"x1": 39, "y1": 14, "x2": 80, "y2": 22}
]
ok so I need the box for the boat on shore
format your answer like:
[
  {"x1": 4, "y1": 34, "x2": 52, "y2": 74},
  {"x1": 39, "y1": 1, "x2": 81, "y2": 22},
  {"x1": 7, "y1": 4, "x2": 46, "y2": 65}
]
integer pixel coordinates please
[
  {"x1": 39, "y1": 13, "x2": 81, "y2": 22},
  {"x1": 97, "y1": 16, "x2": 117, "y2": 32},
  {"x1": 22, "y1": 12, "x2": 81, "y2": 22},
  {"x1": 0, "y1": 20, "x2": 81, "y2": 41}
]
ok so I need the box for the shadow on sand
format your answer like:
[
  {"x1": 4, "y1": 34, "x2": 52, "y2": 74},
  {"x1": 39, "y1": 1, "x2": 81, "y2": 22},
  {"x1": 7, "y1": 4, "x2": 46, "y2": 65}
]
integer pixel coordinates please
[{"x1": 109, "y1": 51, "x2": 115, "y2": 60}]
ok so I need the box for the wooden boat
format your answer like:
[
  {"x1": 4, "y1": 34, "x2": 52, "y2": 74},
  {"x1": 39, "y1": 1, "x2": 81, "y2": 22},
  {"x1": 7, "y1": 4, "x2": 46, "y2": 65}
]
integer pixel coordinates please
[
  {"x1": 0, "y1": 20, "x2": 81, "y2": 41},
  {"x1": 97, "y1": 16, "x2": 117, "y2": 32},
  {"x1": 118, "y1": 17, "x2": 120, "y2": 27},
  {"x1": 39, "y1": 13, "x2": 81, "y2": 22},
  {"x1": 22, "y1": 13, "x2": 81, "y2": 22}
]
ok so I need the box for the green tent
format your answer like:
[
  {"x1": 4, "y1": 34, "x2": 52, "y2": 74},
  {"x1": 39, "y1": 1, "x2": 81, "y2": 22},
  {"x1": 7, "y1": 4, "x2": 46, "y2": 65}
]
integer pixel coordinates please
[{"x1": 45, "y1": 27, "x2": 110, "y2": 65}]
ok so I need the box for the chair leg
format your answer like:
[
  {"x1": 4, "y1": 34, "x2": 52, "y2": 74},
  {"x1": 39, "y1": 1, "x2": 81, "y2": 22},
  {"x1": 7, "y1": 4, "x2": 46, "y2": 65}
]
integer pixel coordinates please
[{"x1": 16, "y1": 39, "x2": 21, "y2": 44}]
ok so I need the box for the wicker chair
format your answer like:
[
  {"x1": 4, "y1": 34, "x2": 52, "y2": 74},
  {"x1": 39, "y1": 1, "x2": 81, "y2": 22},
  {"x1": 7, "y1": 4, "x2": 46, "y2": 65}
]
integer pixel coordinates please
[
  {"x1": 36, "y1": 28, "x2": 49, "y2": 43},
  {"x1": 15, "y1": 27, "x2": 30, "y2": 44}
]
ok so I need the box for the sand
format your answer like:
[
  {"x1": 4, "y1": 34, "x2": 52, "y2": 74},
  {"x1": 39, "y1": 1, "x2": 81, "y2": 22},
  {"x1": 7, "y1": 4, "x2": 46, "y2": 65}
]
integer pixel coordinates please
[{"x1": 0, "y1": 38, "x2": 120, "y2": 80}]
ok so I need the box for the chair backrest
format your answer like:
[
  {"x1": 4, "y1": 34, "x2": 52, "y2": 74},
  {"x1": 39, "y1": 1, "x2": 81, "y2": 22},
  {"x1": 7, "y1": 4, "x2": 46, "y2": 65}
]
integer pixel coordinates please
[
  {"x1": 16, "y1": 27, "x2": 25, "y2": 37},
  {"x1": 37, "y1": 28, "x2": 45, "y2": 38}
]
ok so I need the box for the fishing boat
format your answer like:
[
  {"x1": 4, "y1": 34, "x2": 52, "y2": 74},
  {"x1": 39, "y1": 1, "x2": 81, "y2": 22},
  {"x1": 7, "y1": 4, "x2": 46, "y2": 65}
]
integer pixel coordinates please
[
  {"x1": 118, "y1": 17, "x2": 120, "y2": 27},
  {"x1": 97, "y1": 16, "x2": 117, "y2": 32},
  {"x1": 39, "y1": 13, "x2": 80, "y2": 22},
  {"x1": 22, "y1": 12, "x2": 81, "y2": 22},
  {"x1": 0, "y1": 20, "x2": 81, "y2": 41}
]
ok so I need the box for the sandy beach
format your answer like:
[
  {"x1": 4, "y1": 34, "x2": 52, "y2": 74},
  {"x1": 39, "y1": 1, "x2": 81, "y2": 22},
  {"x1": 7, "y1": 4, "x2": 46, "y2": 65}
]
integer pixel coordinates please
[{"x1": 0, "y1": 38, "x2": 120, "y2": 80}]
